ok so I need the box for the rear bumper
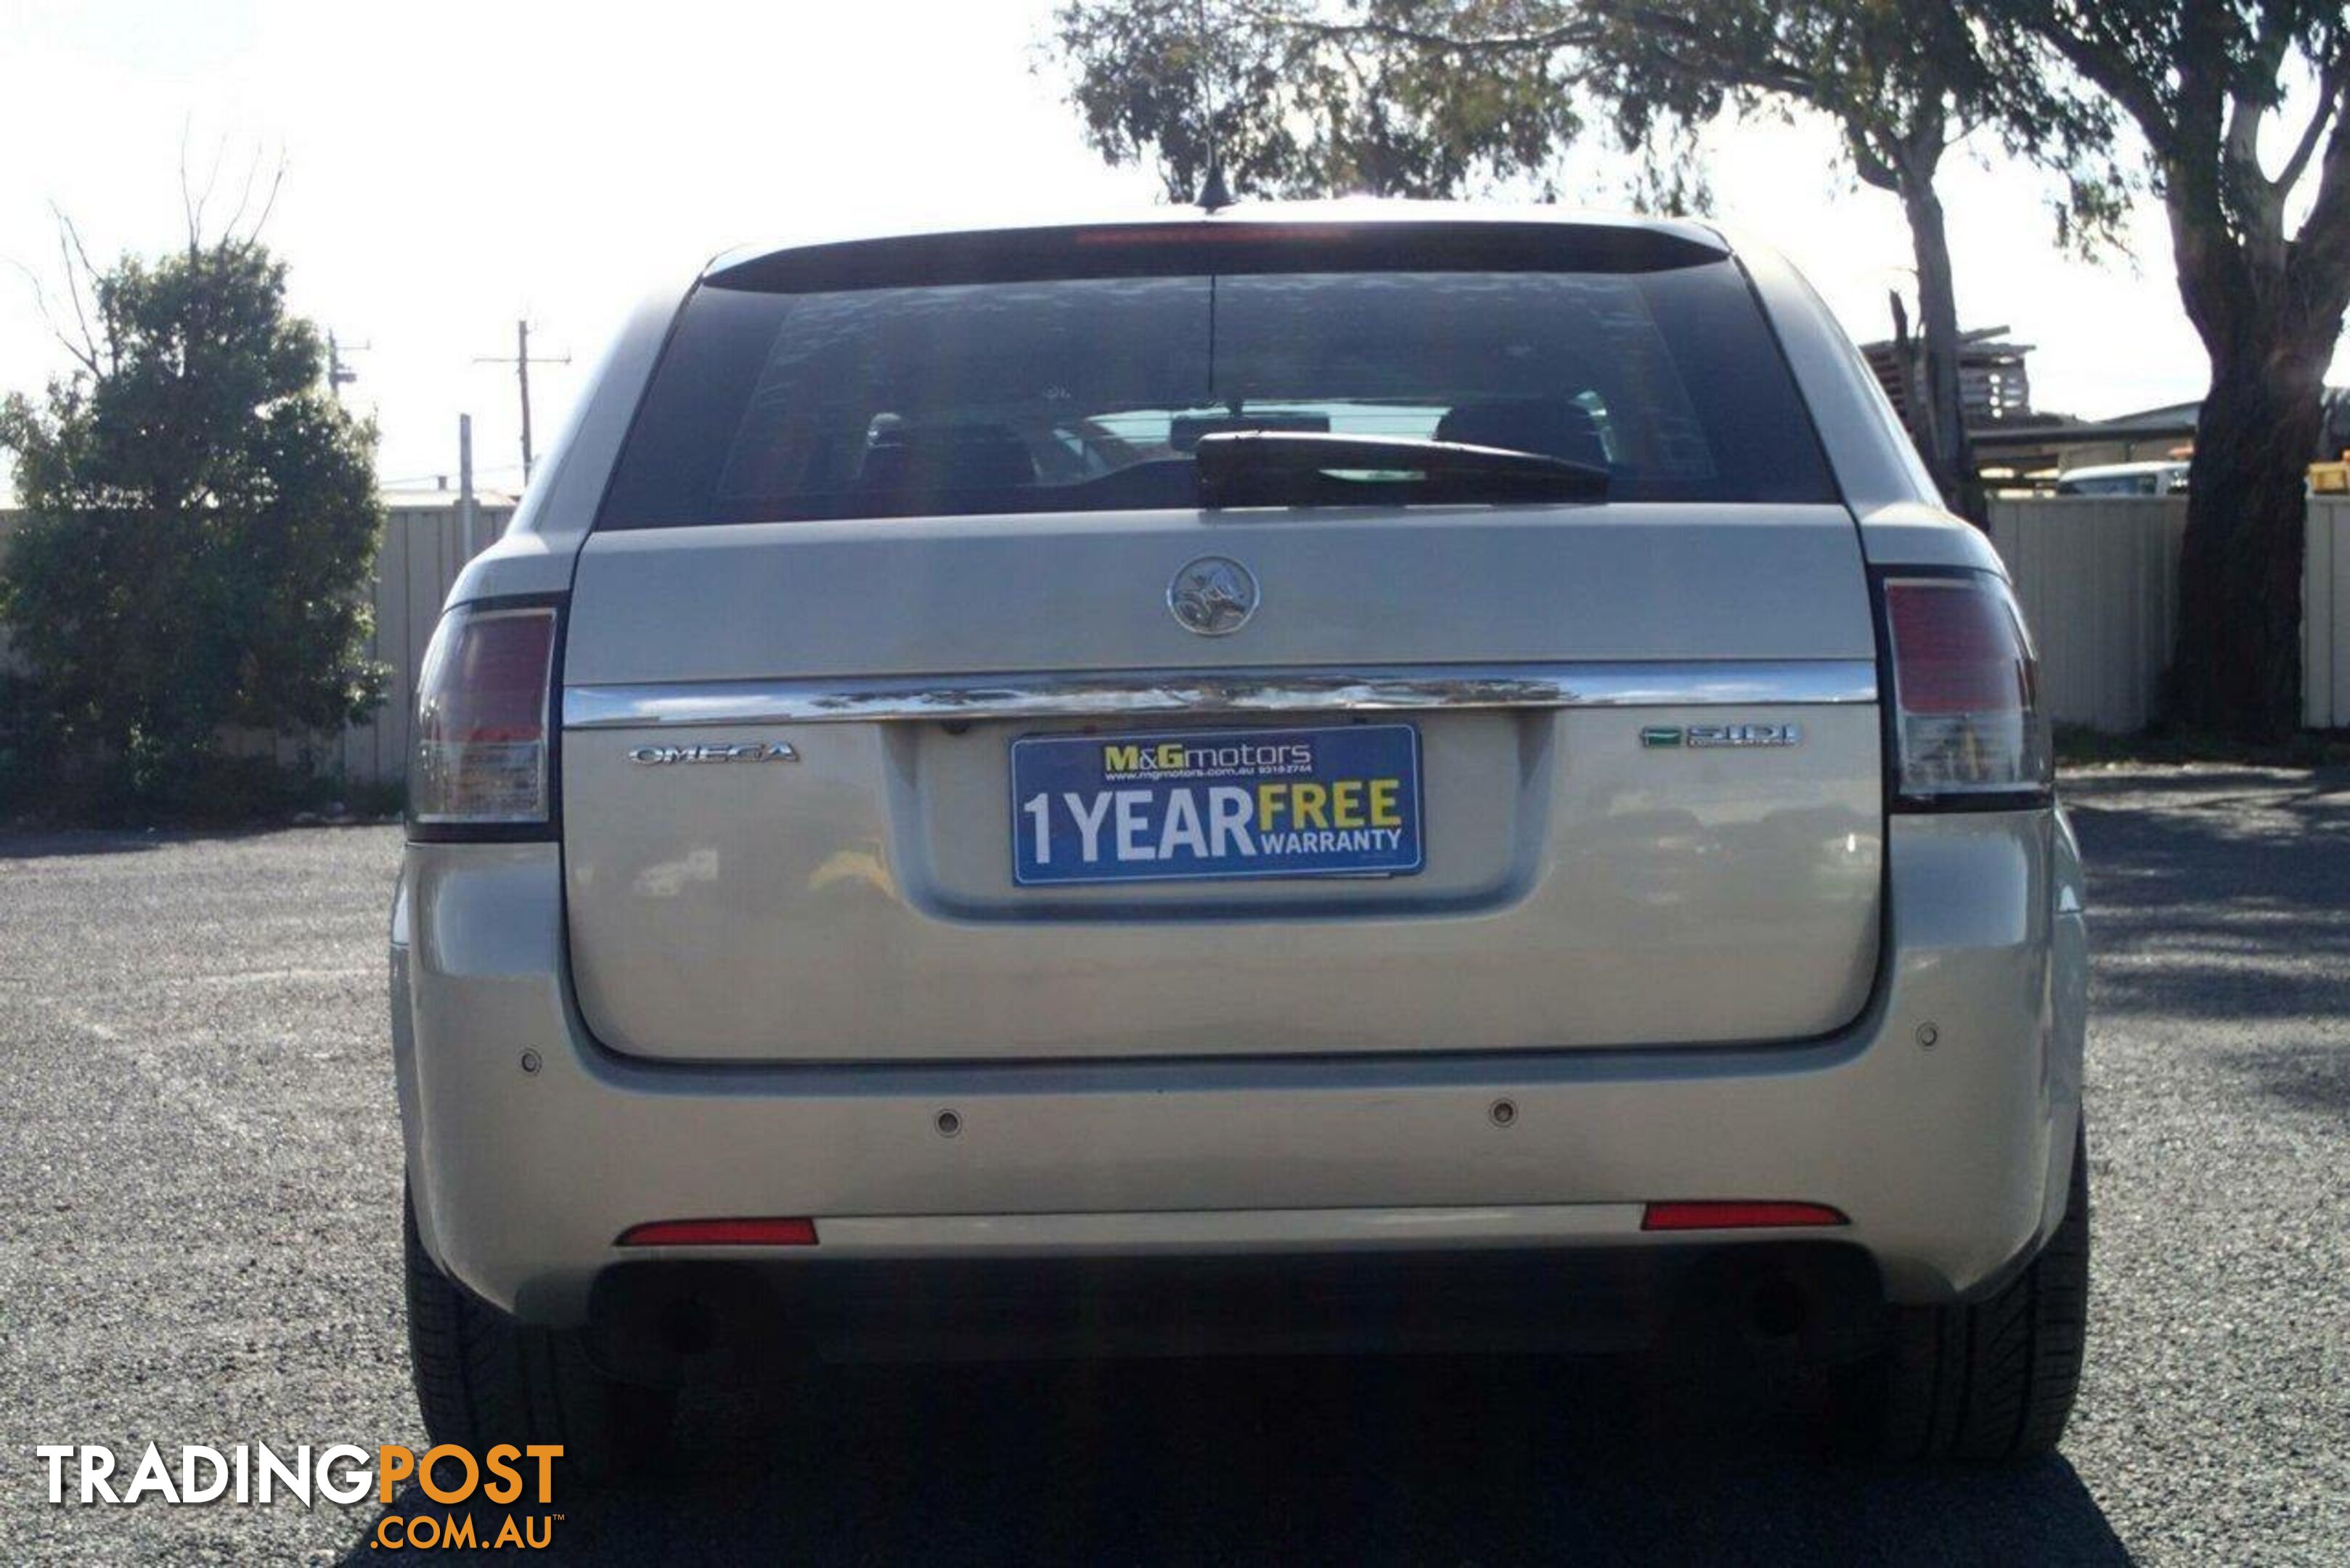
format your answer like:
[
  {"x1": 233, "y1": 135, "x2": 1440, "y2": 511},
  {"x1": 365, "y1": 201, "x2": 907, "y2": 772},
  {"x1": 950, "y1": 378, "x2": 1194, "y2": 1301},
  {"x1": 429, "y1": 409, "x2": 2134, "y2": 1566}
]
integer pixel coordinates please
[
  {"x1": 391, "y1": 809, "x2": 2086, "y2": 1328},
  {"x1": 582, "y1": 1243, "x2": 1887, "y2": 1382}
]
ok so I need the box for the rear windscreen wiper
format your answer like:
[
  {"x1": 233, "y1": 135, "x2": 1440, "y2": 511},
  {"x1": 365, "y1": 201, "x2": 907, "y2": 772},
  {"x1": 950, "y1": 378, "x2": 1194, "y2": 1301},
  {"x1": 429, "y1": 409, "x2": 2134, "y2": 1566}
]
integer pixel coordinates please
[{"x1": 1193, "y1": 430, "x2": 1611, "y2": 509}]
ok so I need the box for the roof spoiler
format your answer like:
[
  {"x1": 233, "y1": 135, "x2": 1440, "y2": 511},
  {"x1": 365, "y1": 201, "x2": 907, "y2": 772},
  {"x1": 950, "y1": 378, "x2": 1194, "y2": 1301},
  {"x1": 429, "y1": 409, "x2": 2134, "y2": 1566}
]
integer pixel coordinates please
[{"x1": 706, "y1": 219, "x2": 1731, "y2": 293}]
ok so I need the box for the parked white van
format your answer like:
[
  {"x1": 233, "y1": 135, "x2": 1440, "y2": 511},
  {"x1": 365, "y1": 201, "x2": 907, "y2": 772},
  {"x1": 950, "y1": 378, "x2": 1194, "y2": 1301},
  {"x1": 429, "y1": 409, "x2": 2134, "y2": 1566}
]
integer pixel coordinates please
[{"x1": 2055, "y1": 460, "x2": 2190, "y2": 496}]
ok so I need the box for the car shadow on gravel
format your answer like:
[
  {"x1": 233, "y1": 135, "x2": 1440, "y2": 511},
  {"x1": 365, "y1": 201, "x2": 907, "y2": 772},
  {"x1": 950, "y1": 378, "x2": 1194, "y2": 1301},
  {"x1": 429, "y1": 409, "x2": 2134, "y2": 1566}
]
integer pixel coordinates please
[
  {"x1": 0, "y1": 829, "x2": 187, "y2": 859},
  {"x1": 2065, "y1": 769, "x2": 2350, "y2": 1005},
  {"x1": 342, "y1": 1357, "x2": 2131, "y2": 1564},
  {"x1": 2065, "y1": 767, "x2": 2350, "y2": 1120}
]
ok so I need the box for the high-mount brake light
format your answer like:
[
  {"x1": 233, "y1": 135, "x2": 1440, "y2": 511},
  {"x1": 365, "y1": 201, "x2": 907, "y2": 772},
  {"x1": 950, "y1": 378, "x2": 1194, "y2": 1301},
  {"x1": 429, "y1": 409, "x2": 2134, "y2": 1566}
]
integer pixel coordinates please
[
  {"x1": 409, "y1": 603, "x2": 558, "y2": 830},
  {"x1": 1071, "y1": 223, "x2": 1349, "y2": 247},
  {"x1": 1882, "y1": 573, "x2": 2052, "y2": 806}
]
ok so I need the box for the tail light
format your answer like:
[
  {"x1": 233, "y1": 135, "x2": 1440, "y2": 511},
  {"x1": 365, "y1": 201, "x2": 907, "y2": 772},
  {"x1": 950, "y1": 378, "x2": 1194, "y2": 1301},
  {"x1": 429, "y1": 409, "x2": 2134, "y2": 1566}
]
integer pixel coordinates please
[
  {"x1": 409, "y1": 602, "x2": 559, "y2": 834},
  {"x1": 1881, "y1": 573, "x2": 2052, "y2": 806}
]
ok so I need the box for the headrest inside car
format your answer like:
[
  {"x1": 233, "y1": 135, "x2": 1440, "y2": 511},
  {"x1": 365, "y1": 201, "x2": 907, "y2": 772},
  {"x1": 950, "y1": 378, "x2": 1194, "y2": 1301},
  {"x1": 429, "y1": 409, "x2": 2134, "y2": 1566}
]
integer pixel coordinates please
[
  {"x1": 1435, "y1": 399, "x2": 1608, "y2": 470},
  {"x1": 859, "y1": 423, "x2": 1037, "y2": 492}
]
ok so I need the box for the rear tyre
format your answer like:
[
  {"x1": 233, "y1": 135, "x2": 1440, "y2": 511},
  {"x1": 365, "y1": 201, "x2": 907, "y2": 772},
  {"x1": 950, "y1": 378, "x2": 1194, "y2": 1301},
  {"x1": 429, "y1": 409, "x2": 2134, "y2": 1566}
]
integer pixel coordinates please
[
  {"x1": 403, "y1": 1185, "x2": 674, "y2": 1483},
  {"x1": 1874, "y1": 1122, "x2": 2090, "y2": 1461}
]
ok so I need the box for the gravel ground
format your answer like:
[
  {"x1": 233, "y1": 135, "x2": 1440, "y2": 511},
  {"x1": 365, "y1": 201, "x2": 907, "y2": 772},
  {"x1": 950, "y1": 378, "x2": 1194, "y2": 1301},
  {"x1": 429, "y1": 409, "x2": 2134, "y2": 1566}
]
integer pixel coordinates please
[{"x1": 0, "y1": 764, "x2": 2343, "y2": 1564}]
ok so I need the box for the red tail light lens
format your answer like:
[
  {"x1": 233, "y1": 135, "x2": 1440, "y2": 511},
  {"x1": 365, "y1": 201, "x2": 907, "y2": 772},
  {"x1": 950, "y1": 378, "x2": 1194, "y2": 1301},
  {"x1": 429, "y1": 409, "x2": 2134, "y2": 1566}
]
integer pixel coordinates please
[
  {"x1": 409, "y1": 604, "x2": 558, "y2": 828},
  {"x1": 1882, "y1": 575, "x2": 2051, "y2": 804}
]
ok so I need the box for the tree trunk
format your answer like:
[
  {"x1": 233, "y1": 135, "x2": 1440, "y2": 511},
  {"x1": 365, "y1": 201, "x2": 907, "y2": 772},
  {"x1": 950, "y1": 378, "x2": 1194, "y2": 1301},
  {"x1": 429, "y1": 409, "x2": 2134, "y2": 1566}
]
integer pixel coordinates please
[
  {"x1": 2172, "y1": 341, "x2": 2325, "y2": 738},
  {"x1": 1899, "y1": 178, "x2": 1983, "y2": 523}
]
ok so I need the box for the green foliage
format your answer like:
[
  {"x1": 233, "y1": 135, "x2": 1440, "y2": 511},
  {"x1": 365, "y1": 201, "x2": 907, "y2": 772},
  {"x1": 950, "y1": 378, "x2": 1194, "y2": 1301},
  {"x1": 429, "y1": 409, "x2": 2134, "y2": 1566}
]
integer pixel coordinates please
[
  {"x1": 0, "y1": 670, "x2": 49, "y2": 812},
  {"x1": 1045, "y1": 2, "x2": 2123, "y2": 225},
  {"x1": 1044, "y1": 1, "x2": 2128, "y2": 510},
  {"x1": 1051, "y1": 1, "x2": 1595, "y2": 202},
  {"x1": 0, "y1": 237, "x2": 385, "y2": 819},
  {"x1": 1968, "y1": 0, "x2": 2350, "y2": 339},
  {"x1": 1593, "y1": 3, "x2": 2123, "y2": 241}
]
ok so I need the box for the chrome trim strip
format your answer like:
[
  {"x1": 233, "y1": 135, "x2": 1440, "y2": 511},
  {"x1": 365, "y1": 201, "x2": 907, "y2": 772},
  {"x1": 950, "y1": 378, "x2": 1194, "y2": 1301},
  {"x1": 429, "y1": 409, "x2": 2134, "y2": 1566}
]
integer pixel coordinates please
[{"x1": 563, "y1": 661, "x2": 1877, "y2": 730}]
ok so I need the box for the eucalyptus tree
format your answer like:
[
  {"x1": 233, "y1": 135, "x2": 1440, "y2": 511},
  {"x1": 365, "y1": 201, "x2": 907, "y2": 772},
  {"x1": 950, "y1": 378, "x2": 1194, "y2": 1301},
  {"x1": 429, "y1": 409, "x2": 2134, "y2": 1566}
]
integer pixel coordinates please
[
  {"x1": 1976, "y1": 0, "x2": 2350, "y2": 736},
  {"x1": 1045, "y1": 0, "x2": 2122, "y2": 510}
]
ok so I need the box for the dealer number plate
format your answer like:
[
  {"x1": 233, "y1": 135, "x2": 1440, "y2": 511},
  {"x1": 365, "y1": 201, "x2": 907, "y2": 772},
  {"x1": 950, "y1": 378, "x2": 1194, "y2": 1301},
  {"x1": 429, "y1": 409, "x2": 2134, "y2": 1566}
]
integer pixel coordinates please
[{"x1": 1011, "y1": 724, "x2": 1424, "y2": 886}]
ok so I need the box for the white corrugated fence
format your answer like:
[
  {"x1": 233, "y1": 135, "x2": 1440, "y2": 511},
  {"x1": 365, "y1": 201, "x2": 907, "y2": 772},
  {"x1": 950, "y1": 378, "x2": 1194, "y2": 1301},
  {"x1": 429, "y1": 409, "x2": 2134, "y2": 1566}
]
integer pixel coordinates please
[
  {"x1": 1989, "y1": 497, "x2": 2189, "y2": 735},
  {"x1": 2309, "y1": 498, "x2": 2350, "y2": 730},
  {"x1": 1990, "y1": 495, "x2": 2350, "y2": 732}
]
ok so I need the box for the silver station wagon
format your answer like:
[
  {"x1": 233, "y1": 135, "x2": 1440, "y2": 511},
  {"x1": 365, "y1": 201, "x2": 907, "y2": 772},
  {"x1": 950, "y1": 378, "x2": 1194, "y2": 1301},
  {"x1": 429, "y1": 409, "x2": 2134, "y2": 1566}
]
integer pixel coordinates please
[{"x1": 391, "y1": 203, "x2": 2089, "y2": 1472}]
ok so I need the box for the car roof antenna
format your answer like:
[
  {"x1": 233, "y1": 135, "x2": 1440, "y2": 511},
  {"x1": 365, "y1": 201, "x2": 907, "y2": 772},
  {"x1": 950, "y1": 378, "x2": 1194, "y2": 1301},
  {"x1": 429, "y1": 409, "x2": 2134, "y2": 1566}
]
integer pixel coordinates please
[{"x1": 1191, "y1": 0, "x2": 1235, "y2": 211}]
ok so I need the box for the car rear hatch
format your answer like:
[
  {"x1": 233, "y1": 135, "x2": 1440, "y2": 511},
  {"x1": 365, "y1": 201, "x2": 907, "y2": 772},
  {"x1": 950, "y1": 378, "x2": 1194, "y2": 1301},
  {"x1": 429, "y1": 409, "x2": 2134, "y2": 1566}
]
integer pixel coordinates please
[{"x1": 556, "y1": 219, "x2": 1883, "y2": 1063}]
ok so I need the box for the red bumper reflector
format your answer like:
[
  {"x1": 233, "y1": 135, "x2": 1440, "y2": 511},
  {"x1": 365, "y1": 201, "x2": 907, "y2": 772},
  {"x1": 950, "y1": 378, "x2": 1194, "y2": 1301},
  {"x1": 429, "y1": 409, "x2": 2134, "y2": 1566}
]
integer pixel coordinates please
[
  {"x1": 615, "y1": 1217, "x2": 818, "y2": 1247},
  {"x1": 1641, "y1": 1201, "x2": 1848, "y2": 1233}
]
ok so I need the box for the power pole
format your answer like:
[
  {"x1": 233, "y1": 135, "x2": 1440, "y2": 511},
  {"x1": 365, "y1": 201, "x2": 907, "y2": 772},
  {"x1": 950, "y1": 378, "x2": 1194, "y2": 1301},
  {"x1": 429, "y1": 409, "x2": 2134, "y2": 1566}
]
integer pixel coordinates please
[
  {"x1": 458, "y1": 414, "x2": 479, "y2": 560},
  {"x1": 474, "y1": 319, "x2": 570, "y2": 484},
  {"x1": 326, "y1": 331, "x2": 369, "y2": 400}
]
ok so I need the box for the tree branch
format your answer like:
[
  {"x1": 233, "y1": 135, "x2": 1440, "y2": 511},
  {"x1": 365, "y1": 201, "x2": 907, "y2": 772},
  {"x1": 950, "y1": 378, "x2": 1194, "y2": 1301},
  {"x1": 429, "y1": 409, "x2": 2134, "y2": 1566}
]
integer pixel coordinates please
[
  {"x1": 220, "y1": 145, "x2": 266, "y2": 245},
  {"x1": 2289, "y1": 73, "x2": 2350, "y2": 293},
  {"x1": 242, "y1": 157, "x2": 287, "y2": 246},
  {"x1": 178, "y1": 116, "x2": 202, "y2": 258},
  {"x1": 4, "y1": 256, "x2": 99, "y2": 377},
  {"x1": 50, "y1": 207, "x2": 106, "y2": 376},
  {"x1": 192, "y1": 134, "x2": 229, "y2": 248},
  {"x1": 1225, "y1": 1, "x2": 1602, "y2": 59},
  {"x1": 2025, "y1": 20, "x2": 2174, "y2": 162},
  {"x1": 1605, "y1": 3, "x2": 1861, "y2": 104},
  {"x1": 2273, "y1": 53, "x2": 2348, "y2": 199},
  {"x1": 2220, "y1": 4, "x2": 2301, "y2": 252},
  {"x1": 1618, "y1": 30, "x2": 1816, "y2": 103},
  {"x1": 1843, "y1": 114, "x2": 1903, "y2": 191}
]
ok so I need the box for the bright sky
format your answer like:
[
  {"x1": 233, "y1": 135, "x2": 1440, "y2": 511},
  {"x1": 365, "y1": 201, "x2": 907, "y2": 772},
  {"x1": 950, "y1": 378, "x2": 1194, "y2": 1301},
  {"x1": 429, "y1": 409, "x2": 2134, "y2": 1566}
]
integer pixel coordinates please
[{"x1": 2, "y1": 0, "x2": 2343, "y2": 495}]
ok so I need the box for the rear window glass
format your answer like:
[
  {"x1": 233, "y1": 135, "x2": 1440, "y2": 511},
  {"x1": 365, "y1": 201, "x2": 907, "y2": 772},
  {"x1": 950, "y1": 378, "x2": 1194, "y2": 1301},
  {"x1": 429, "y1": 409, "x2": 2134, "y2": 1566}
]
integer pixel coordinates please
[{"x1": 597, "y1": 258, "x2": 1835, "y2": 527}]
